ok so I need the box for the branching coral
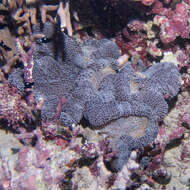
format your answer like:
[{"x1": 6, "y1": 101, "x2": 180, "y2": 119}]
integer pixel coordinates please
[
  {"x1": 0, "y1": 27, "x2": 19, "y2": 73},
  {"x1": 0, "y1": 0, "x2": 73, "y2": 36}
]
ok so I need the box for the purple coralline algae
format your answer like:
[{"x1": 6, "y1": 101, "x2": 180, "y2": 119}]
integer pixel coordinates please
[
  {"x1": 152, "y1": 2, "x2": 190, "y2": 44},
  {"x1": 8, "y1": 22, "x2": 181, "y2": 170},
  {"x1": 0, "y1": 73, "x2": 34, "y2": 128}
]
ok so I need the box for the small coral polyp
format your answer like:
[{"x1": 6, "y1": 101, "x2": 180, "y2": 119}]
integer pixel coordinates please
[{"x1": 8, "y1": 22, "x2": 181, "y2": 170}]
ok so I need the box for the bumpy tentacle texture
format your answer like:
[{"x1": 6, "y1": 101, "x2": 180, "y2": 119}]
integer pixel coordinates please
[{"x1": 9, "y1": 22, "x2": 181, "y2": 170}]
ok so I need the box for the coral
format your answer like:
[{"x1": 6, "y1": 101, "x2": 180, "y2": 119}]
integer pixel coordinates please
[
  {"x1": 0, "y1": 27, "x2": 19, "y2": 73},
  {"x1": 116, "y1": 29, "x2": 148, "y2": 64},
  {"x1": 60, "y1": 94, "x2": 84, "y2": 126},
  {"x1": 0, "y1": 0, "x2": 73, "y2": 36},
  {"x1": 16, "y1": 38, "x2": 36, "y2": 83},
  {"x1": 130, "y1": 90, "x2": 168, "y2": 120},
  {"x1": 140, "y1": 91, "x2": 190, "y2": 189},
  {"x1": 57, "y1": 0, "x2": 73, "y2": 36},
  {"x1": 32, "y1": 54, "x2": 80, "y2": 121},
  {"x1": 0, "y1": 128, "x2": 78, "y2": 190},
  {"x1": 113, "y1": 0, "x2": 190, "y2": 70},
  {"x1": 152, "y1": 1, "x2": 190, "y2": 44}
]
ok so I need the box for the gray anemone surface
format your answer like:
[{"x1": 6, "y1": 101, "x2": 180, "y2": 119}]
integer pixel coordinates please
[{"x1": 8, "y1": 22, "x2": 181, "y2": 170}]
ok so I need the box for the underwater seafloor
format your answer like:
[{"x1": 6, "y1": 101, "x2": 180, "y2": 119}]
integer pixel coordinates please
[{"x1": 0, "y1": 0, "x2": 190, "y2": 190}]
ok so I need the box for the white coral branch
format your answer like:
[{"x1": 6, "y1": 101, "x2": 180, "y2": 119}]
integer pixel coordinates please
[{"x1": 57, "y1": 1, "x2": 73, "y2": 36}]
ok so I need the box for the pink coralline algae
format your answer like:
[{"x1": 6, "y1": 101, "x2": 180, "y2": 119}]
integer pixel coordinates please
[
  {"x1": 152, "y1": 2, "x2": 190, "y2": 44},
  {"x1": 116, "y1": 29, "x2": 148, "y2": 64},
  {"x1": 113, "y1": 0, "x2": 190, "y2": 68},
  {"x1": 142, "y1": 125, "x2": 184, "y2": 174},
  {"x1": 0, "y1": 128, "x2": 78, "y2": 190},
  {"x1": 0, "y1": 72, "x2": 34, "y2": 129},
  {"x1": 182, "y1": 113, "x2": 190, "y2": 129},
  {"x1": 181, "y1": 142, "x2": 190, "y2": 162}
]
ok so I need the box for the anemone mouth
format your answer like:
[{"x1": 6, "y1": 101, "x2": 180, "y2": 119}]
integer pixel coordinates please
[
  {"x1": 106, "y1": 114, "x2": 158, "y2": 171},
  {"x1": 135, "y1": 71, "x2": 146, "y2": 79},
  {"x1": 98, "y1": 113, "x2": 155, "y2": 151},
  {"x1": 100, "y1": 115, "x2": 149, "y2": 138},
  {"x1": 123, "y1": 116, "x2": 148, "y2": 138},
  {"x1": 129, "y1": 80, "x2": 140, "y2": 93},
  {"x1": 89, "y1": 66, "x2": 115, "y2": 90}
]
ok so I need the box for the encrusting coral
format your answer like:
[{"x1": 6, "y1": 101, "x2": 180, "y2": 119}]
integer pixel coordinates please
[{"x1": 8, "y1": 21, "x2": 181, "y2": 170}]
